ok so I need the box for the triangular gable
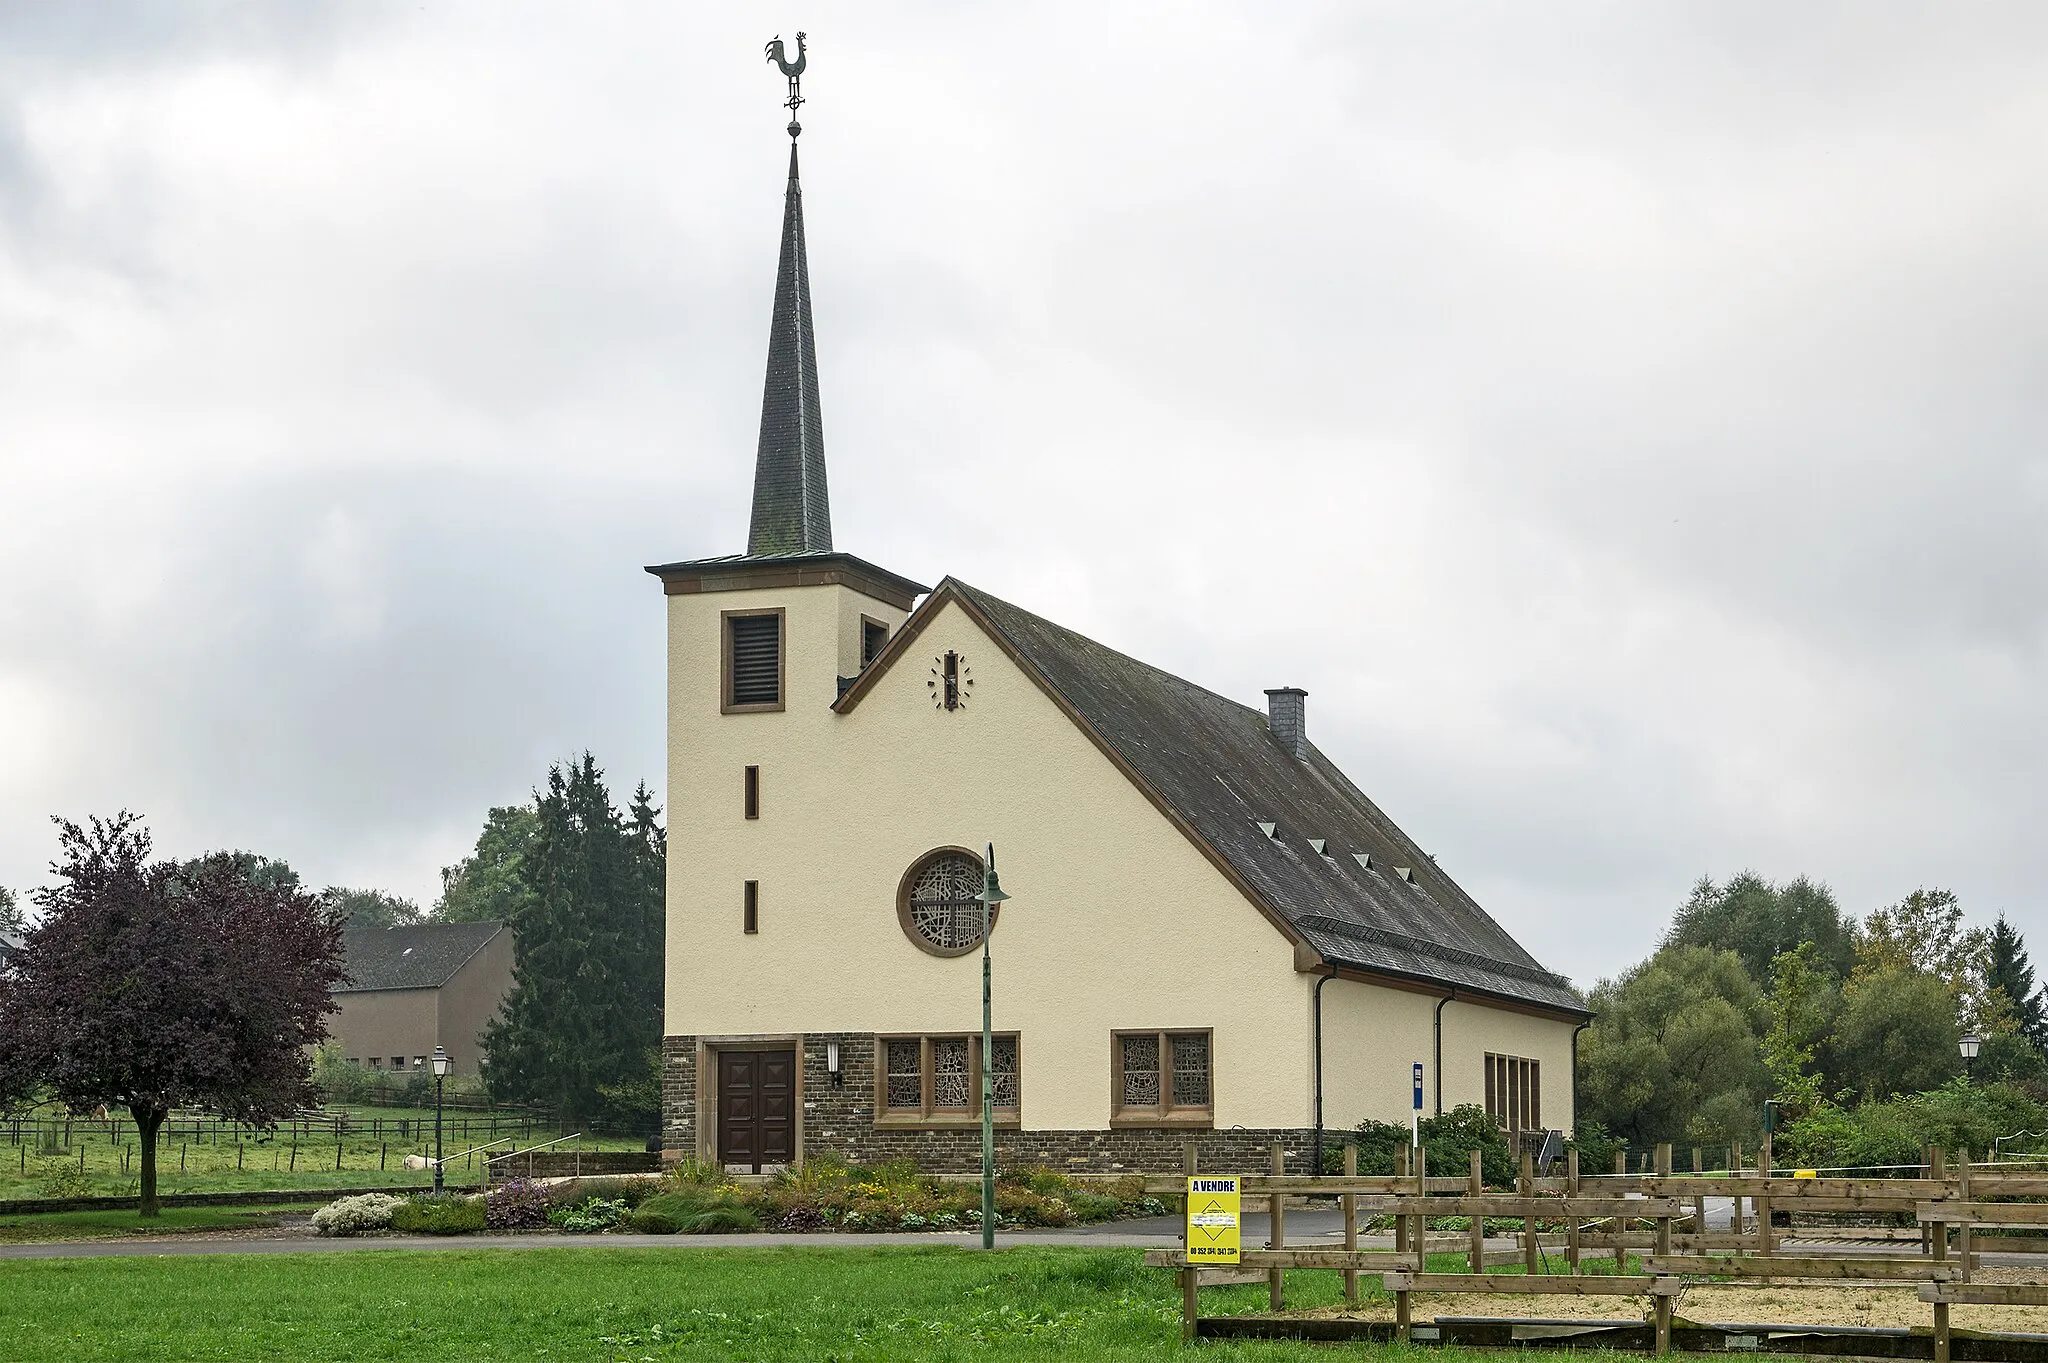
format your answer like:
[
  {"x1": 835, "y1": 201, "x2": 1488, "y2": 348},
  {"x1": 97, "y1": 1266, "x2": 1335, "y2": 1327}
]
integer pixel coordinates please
[{"x1": 838, "y1": 579, "x2": 1586, "y2": 1019}]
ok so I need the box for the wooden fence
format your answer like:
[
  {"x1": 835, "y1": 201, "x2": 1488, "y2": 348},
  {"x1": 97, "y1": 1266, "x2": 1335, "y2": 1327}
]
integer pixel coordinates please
[
  {"x1": 1144, "y1": 1141, "x2": 2048, "y2": 1360},
  {"x1": 5, "y1": 1111, "x2": 562, "y2": 1150}
]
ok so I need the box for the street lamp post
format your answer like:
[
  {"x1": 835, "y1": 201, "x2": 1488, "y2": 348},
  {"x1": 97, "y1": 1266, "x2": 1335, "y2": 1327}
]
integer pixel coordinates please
[
  {"x1": 974, "y1": 842, "x2": 1011, "y2": 1251},
  {"x1": 431, "y1": 1045, "x2": 452, "y2": 1194},
  {"x1": 1961, "y1": 1033, "x2": 1982, "y2": 1082}
]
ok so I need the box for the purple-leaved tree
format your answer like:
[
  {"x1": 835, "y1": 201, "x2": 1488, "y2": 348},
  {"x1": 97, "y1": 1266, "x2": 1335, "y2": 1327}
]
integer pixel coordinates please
[{"x1": 0, "y1": 814, "x2": 343, "y2": 1216}]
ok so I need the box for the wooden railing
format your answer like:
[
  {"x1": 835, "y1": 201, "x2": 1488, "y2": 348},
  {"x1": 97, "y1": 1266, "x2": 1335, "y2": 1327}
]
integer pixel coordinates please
[{"x1": 1144, "y1": 1141, "x2": 2048, "y2": 1359}]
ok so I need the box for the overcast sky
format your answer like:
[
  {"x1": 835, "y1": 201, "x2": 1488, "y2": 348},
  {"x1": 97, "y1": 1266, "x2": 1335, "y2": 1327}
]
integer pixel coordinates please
[{"x1": 3, "y1": 2, "x2": 2044, "y2": 986}]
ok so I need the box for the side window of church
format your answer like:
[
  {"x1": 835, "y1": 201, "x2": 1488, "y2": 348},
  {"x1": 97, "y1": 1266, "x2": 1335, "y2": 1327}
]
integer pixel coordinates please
[
  {"x1": 725, "y1": 612, "x2": 783, "y2": 709},
  {"x1": 1112, "y1": 1030, "x2": 1212, "y2": 1123},
  {"x1": 1484, "y1": 1053, "x2": 1540, "y2": 1131},
  {"x1": 877, "y1": 1034, "x2": 1019, "y2": 1121},
  {"x1": 861, "y1": 618, "x2": 889, "y2": 667}
]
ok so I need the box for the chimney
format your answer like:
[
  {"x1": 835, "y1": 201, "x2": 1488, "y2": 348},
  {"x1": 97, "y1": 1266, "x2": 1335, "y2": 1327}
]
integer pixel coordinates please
[{"x1": 1264, "y1": 688, "x2": 1309, "y2": 759}]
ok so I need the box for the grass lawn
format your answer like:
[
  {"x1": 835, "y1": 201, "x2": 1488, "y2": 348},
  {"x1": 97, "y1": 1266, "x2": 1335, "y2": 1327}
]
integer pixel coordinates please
[
  {"x1": 0, "y1": 1205, "x2": 320, "y2": 1244},
  {"x1": 0, "y1": 1244, "x2": 1483, "y2": 1361},
  {"x1": 0, "y1": 1123, "x2": 643, "y2": 1202}
]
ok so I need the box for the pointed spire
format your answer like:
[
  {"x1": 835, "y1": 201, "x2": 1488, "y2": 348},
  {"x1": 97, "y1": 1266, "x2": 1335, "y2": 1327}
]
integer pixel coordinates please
[{"x1": 746, "y1": 130, "x2": 832, "y2": 556}]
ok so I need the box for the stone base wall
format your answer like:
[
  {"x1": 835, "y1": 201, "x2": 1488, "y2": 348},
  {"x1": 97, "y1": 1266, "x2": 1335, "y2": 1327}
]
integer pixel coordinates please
[
  {"x1": 661, "y1": 1034, "x2": 698, "y2": 1159},
  {"x1": 662, "y1": 1031, "x2": 1319, "y2": 1174}
]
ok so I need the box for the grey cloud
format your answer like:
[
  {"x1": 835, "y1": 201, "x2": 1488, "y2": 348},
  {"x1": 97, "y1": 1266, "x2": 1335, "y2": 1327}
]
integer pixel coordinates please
[{"x1": 3, "y1": 2, "x2": 2045, "y2": 983}]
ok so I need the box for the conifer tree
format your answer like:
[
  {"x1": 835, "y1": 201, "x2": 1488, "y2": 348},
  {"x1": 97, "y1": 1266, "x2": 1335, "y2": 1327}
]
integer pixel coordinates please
[
  {"x1": 481, "y1": 755, "x2": 664, "y2": 1124},
  {"x1": 1986, "y1": 914, "x2": 2045, "y2": 1046}
]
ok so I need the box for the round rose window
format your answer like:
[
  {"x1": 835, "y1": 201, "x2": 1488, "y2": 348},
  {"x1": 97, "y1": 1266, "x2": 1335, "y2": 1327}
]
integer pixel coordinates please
[{"x1": 898, "y1": 849, "x2": 994, "y2": 957}]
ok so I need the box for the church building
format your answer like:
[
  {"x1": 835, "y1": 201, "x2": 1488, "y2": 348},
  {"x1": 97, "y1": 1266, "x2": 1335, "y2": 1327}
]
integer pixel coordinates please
[{"x1": 648, "y1": 101, "x2": 1588, "y2": 1176}]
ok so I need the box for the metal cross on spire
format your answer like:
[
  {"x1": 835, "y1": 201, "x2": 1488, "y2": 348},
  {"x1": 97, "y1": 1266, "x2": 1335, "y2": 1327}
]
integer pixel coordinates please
[{"x1": 765, "y1": 31, "x2": 808, "y2": 138}]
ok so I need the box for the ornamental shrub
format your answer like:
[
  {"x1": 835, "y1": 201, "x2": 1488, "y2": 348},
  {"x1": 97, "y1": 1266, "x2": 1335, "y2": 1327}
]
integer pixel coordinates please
[
  {"x1": 628, "y1": 1206, "x2": 682, "y2": 1234},
  {"x1": 35, "y1": 1157, "x2": 94, "y2": 1201},
  {"x1": 1066, "y1": 1190, "x2": 1120, "y2": 1222},
  {"x1": 484, "y1": 1178, "x2": 553, "y2": 1230},
  {"x1": 680, "y1": 1204, "x2": 759, "y2": 1233},
  {"x1": 633, "y1": 1185, "x2": 761, "y2": 1233},
  {"x1": 548, "y1": 1196, "x2": 633, "y2": 1233},
  {"x1": 567, "y1": 1176, "x2": 655, "y2": 1209},
  {"x1": 310, "y1": 1193, "x2": 406, "y2": 1237},
  {"x1": 390, "y1": 1195, "x2": 485, "y2": 1235}
]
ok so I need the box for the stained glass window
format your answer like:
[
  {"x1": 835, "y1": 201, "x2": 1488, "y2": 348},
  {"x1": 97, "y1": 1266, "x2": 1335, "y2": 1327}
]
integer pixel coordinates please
[
  {"x1": 989, "y1": 1035, "x2": 1019, "y2": 1109},
  {"x1": 932, "y1": 1038, "x2": 971, "y2": 1109},
  {"x1": 904, "y1": 852, "x2": 989, "y2": 953},
  {"x1": 1171, "y1": 1033, "x2": 1210, "y2": 1108},
  {"x1": 877, "y1": 1034, "x2": 1020, "y2": 1119},
  {"x1": 1116, "y1": 1031, "x2": 1212, "y2": 1118},
  {"x1": 884, "y1": 1039, "x2": 922, "y2": 1111},
  {"x1": 1120, "y1": 1034, "x2": 1160, "y2": 1108}
]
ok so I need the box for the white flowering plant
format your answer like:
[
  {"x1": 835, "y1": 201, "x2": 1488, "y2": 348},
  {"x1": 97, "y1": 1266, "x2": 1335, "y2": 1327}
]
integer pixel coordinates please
[{"x1": 310, "y1": 1192, "x2": 407, "y2": 1237}]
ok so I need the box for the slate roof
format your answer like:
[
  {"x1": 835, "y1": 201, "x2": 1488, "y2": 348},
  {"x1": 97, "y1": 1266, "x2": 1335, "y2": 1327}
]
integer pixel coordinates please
[
  {"x1": 747, "y1": 140, "x2": 832, "y2": 557},
  {"x1": 0, "y1": 930, "x2": 21, "y2": 971},
  {"x1": 336, "y1": 922, "x2": 506, "y2": 993},
  {"x1": 845, "y1": 579, "x2": 1586, "y2": 1017}
]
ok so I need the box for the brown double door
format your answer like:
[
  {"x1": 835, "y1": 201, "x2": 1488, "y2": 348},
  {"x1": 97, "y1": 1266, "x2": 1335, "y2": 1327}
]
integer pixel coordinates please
[{"x1": 717, "y1": 1049, "x2": 794, "y2": 1173}]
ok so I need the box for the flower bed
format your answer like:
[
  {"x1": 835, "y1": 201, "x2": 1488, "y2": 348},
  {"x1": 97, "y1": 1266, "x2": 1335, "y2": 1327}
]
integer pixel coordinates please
[{"x1": 311, "y1": 1161, "x2": 1163, "y2": 1239}]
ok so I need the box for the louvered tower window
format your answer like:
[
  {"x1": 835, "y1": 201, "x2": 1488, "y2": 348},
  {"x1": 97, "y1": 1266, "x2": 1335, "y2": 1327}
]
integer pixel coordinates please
[{"x1": 725, "y1": 612, "x2": 783, "y2": 709}]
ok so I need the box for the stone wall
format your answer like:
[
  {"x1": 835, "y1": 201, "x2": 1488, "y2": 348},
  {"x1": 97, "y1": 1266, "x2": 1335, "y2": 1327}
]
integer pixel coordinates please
[{"x1": 662, "y1": 1031, "x2": 1320, "y2": 1174}]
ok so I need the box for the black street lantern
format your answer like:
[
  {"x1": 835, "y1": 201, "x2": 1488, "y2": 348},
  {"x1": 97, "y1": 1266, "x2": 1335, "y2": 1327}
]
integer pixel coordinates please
[
  {"x1": 1960, "y1": 1033, "x2": 1982, "y2": 1080},
  {"x1": 431, "y1": 1045, "x2": 452, "y2": 1193}
]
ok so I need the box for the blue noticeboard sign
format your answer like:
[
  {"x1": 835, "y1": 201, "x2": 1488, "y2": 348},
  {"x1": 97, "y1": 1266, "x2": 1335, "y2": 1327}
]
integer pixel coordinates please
[{"x1": 1412, "y1": 1063, "x2": 1423, "y2": 1110}]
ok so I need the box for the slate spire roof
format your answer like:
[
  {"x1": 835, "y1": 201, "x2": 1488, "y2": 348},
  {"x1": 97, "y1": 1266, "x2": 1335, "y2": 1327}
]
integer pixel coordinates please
[
  {"x1": 746, "y1": 138, "x2": 833, "y2": 557},
  {"x1": 838, "y1": 580, "x2": 1588, "y2": 1018}
]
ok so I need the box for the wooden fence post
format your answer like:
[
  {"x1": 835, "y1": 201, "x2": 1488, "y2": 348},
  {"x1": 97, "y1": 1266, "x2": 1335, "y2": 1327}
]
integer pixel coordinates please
[
  {"x1": 1613, "y1": 1149, "x2": 1626, "y2": 1177},
  {"x1": 1342, "y1": 1145, "x2": 1359, "y2": 1306},
  {"x1": 1394, "y1": 1145, "x2": 1409, "y2": 1259},
  {"x1": 1394, "y1": 1143, "x2": 1412, "y2": 1341},
  {"x1": 1654, "y1": 1143, "x2": 1674, "y2": 1353},
  {"x1": 1731, "y1": 1140, "x2": 1745, "y2": 1238},
  {"x1": 1468, "y1": 1148, "x2": 1486, "y2": 1273},
  {"x1": 1269, "y1": 1142, "x2": 1286, "y2": 1311},
  {"x1": 1957, "y1": 1147, "x2": 1973, "y2": 1283},
  {"x1": 1566, "y1": 1147, "x2": 1581, "y2": 1272},
  {"x1": 1756, "y1": 1137, "x2": 1772, "y2": 1256},
  {"x1": 1931, "y1": 1146, "x2": 1949, "y2": 1363},
  {"x1": 1180, "y1": 1142, "x2": 1197, "y2": 1343}
]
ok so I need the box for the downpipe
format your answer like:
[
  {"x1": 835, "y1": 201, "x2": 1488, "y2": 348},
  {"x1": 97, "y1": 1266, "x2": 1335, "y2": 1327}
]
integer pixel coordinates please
[
  {"x1": 1312, "y1": 973, "x2": 1333, "y2": 1177},
  {"x1": 1433, "y1": 990, "x2": 1456, "y2": 1116}
]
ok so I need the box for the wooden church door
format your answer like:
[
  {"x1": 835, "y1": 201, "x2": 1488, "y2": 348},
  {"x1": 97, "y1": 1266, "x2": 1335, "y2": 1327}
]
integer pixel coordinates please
[{"x1": 717, "y1": 1049, "x2": 794, "y2": 1173}]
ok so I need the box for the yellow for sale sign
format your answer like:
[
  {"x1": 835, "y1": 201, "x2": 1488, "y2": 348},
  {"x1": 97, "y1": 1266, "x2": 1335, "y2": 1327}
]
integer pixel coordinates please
[{"x1": 1186, "y1": 1176, "x2": 1241, "y2": 1264}]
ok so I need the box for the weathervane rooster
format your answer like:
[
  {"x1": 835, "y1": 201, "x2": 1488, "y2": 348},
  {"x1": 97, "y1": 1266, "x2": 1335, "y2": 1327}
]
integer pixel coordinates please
[{"x1": 765, "y1": 32, "x2": 807, "y2": 116}]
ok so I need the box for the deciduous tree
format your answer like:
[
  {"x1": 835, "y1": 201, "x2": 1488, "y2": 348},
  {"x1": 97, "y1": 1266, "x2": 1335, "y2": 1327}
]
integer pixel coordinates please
[
  {"x1": 1578, "y1": 945, "x2": 1770, "y2": 1147},
  {"x1": 1836, "y1": 965, "x2": 1960, "y2": 1100},
  {"x1": 1664, "y1": 872, "x2": 1857, "y2": 984},
  {"x1": 0, "y1": 815, "x2": 343, "y2": 1215},
  {"x1": 435, "y1": 805, "x2": 540, "y2": 924},
  {"x1": 318, "y1": 887, "x2": 424, "y2": 929},
  {"x1": 1762, "y1": 942, "x2": 1841, "y2": 1118}
]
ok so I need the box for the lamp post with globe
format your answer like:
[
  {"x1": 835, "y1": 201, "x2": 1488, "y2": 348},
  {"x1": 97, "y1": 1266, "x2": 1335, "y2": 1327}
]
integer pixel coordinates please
[
  {"x1": 974, "y1": 843, "x2": 1011, "y2": 1251},
  {"x1": 431, "y1": 1046, "x2": 452, "y2": 1193}
]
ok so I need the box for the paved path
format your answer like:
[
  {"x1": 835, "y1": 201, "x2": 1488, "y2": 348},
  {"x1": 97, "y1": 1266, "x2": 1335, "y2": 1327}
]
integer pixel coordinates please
[{"x1": 0, "y1": 1227, "x2": 1188, "y2": 1261}]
